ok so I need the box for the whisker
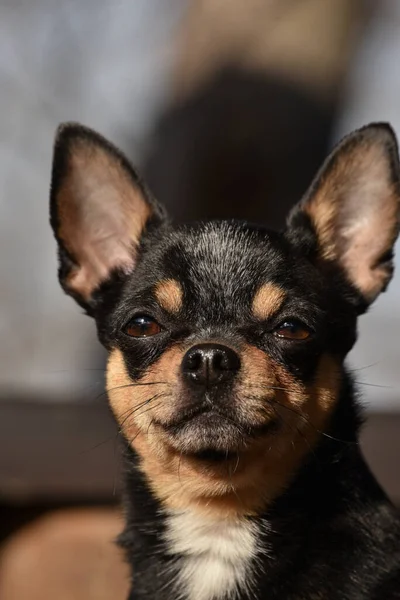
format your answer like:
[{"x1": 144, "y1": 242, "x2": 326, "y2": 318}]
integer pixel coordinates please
[
  {"x1": 46, "y1": 368, "x2": 108, "y2": 373},
  {"x1": 127, "y1": 398, "x2": 169, "y2": 423},
  {"x1": 267, "y1": 398, "x2": 358, "y2": 445},
  {"x1": 93, "y1": 380, "x2": 171, "y2": 402},
  {"x1": 313, "y1": 377, "x2": 392, "y2": 390},
  {"x1": 107, "y1": 381, "x2": 172, "y2": 393},
  {"x1": 146, "y1": 418, "x2": 156, "y2": 438},
  {"x1": 118, "y1": 394, "x2": 170, "y2": 430},
  {"x1": 125, "y1": 410, "x2": 166, "y2": 449},
  {"x1": 244, "y1": 383, "x2": 302, "y2": 394},
  {"x1": 177, "y1": 452, "x2": 183, "y2": 487},
  {"x1": 118, "y1": 397, "x2": 161, "y2": 429},
  {"x1": 271, "y1": 403, "x2": 318, "y2": 463},
  {"x1": 245, "y1": 376, "x2": 392, "y2": 395},
  {"x1": 346, "y1": 362, "x2": 380, "y2": 372},
  {"x1": 81, "y1": 395, "x2": 169, "y2": 455},
  {"x1": 243, "y1": 383, "x2": 357, "y2": 445},
  {"x1": 79, "y1": 435, "x2": 116, "y2": 455},
  {"x1": 112, "y1": 441, "x2": 120, "y2": 497},
  {"x1": 233, "y1": 452, "x2": 240, "y2": 475}
]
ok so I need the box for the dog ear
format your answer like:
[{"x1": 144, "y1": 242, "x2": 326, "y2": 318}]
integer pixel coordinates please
[
  {"x1": 50, "y1": 123, "x2": 165, "y2": 311},
  {"x1": 287, "y1": 123, "x2": 400, "y2": 307}
]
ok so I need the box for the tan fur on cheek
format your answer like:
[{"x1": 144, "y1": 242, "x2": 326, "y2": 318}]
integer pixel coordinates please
[
  {"x1": 241, "y1": 346, "x2": 339, "y2": 424},
  {"x1": 154, "y1": 279, "x2": 183, "y2": 314},
  {"x1": 153, "y1": 349, "x2": 341, "y2": 518},
  {"x1": 272, "y1": 353, "x2": 340, "y2": 441},
  {"x1": 106, "y1": 348, "x2": 238, "y2": 514},
  {"x1": 239, "y1": 344, "x2": 306, "y2": 418},
  {"x1": 229, "y1": 347, "x2": 341, "y2": 514},
  {"x1": 106, "y1": 348, "x2": 183, "y2": 446},
  {"x1": 106, "y1": 347, "x2": 341, "y2": 519},
  {"x1": 252, "y1": 283, "x2": 285, "y2": 321}
]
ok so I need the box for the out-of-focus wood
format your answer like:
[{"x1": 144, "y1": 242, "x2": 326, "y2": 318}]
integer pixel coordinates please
[
  {"x1": 361, "y1": 412, "x2": 400, "y2": 505},
  {"x1": 0, "y1": 398, "x2": 118, "y2": 502},
  {"x1": 0, "y1": 509, "x2": 129, "y2": 600}
]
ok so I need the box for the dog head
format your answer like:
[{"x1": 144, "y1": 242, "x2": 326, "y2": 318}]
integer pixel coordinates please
[{"x1": 50, "y1": 123, "x2": 400, "y2": 514}]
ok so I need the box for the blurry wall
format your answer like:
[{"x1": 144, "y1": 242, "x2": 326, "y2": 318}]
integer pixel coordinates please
[
  {"x1": 337, "y1": 0, "x2": 400, "y2": 410},
  {"x1": 0, "y1": 0, "x2": 186, "y2": 401}
]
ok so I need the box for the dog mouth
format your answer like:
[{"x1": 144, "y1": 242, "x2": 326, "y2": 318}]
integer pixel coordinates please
[{"x1": 155, "y1": 404, "x2": 280, "y2": 459}]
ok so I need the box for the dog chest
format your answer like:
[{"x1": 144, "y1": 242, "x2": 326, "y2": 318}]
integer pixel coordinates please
[{"x1": 164, "y1": 510, "x2": 261, "y2": 600}]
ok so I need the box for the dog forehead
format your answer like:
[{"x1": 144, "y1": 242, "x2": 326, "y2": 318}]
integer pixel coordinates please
[
  {"x1": 118, "y1": 221, "x2": 325, "y2": 329},
  {"x1": 131, "y1": 222, "x2": 295, "y2": 322},
  {"x1": 166, "y1": 222, "x2": 284, "y2": 288}
]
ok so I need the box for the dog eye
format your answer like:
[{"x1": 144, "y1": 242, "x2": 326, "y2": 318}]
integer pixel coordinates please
[
  {"x1": 273, "y1": 320, "x2": 311, "y2": 340},
  {"x1": 125, "y1": 315, "x2": 162, "y2": 338}
]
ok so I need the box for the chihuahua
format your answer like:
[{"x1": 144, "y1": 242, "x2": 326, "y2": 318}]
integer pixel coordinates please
[{"x1": 50, "y1": 122, "x2": 400, "y2": 599}]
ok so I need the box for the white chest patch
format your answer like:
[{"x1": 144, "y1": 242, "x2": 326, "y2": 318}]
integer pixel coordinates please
[{"x1": 164, "y1": 510, "x2": 262, "y2": 600}]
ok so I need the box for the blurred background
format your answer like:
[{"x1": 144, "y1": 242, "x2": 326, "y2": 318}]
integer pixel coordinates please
[{"x1": 1, "y1": 0, "x2": 400, "y2": 597}]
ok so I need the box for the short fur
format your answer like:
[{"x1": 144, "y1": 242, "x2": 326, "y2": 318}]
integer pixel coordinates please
[{"x1": 50, "y1": 122, "x2": 400, "y2": 599}]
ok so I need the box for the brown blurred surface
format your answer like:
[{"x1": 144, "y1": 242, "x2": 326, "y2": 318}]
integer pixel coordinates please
[
  {"x1": 361, "y1": 413, "x2": 400, "y2": 503},
  {"x1": 0, "y1": 398, "x2": 118, "y2": 503},
  {"x1": 0, "y1": 508, "x2": 129, "y2": 600}
]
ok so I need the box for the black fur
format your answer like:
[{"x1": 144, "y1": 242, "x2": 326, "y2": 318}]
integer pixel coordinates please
[
  {"x1": 118, "y1": 387, "x2": 400, "y2": 599},
  {"x1": 50, "y1": 121, "x2": 400, "y2": 599}
]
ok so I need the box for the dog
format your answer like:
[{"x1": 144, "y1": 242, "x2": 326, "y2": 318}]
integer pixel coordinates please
[{"x1": 50, "y1": 121, "x2": 400, "y2": 599}]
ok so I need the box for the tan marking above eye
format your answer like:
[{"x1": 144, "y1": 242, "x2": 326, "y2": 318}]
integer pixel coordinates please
[
  {"x1": 252, "y1": 282, "x2": 285, "y2": 321},
  {"x1": 154, "y1": 279, "x2": 183, "y2": 314},
  {"x1": 106, "y1": 347, "x2": 184, "y2": 442}
]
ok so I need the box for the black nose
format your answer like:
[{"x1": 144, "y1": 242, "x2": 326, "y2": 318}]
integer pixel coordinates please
[{"x1": 181, "y1": 343, "x2": 241, "y2": 387}]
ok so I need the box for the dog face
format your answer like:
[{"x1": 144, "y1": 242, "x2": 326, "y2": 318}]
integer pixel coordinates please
[
  {"x1": 50, "y1": 123, "x2": 400, "y2": 514},
  {"x1": 103, "y1": 223, "x2": 342, "y2": 456}
]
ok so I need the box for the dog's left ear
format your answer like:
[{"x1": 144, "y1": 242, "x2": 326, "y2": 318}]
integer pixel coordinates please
[
  {"x1": 287, "y1": 123, "x2": 400, "y2": 307},
  {"x1": 50, "y1": 123, "x2": 165, "y2": 312}
]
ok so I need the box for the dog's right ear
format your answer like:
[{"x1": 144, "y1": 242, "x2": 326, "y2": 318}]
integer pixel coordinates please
[
  {"x1": 286, "y1": 123, "x2": 400, "y2": 310},
  {"x1": 50, "y1": 123, "x2": 165, "y2": 313}
]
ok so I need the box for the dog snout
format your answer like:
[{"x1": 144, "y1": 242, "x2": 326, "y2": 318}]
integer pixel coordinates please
[{"x1": 181, "y1": 343, "x2": 241, "y2": 387}]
